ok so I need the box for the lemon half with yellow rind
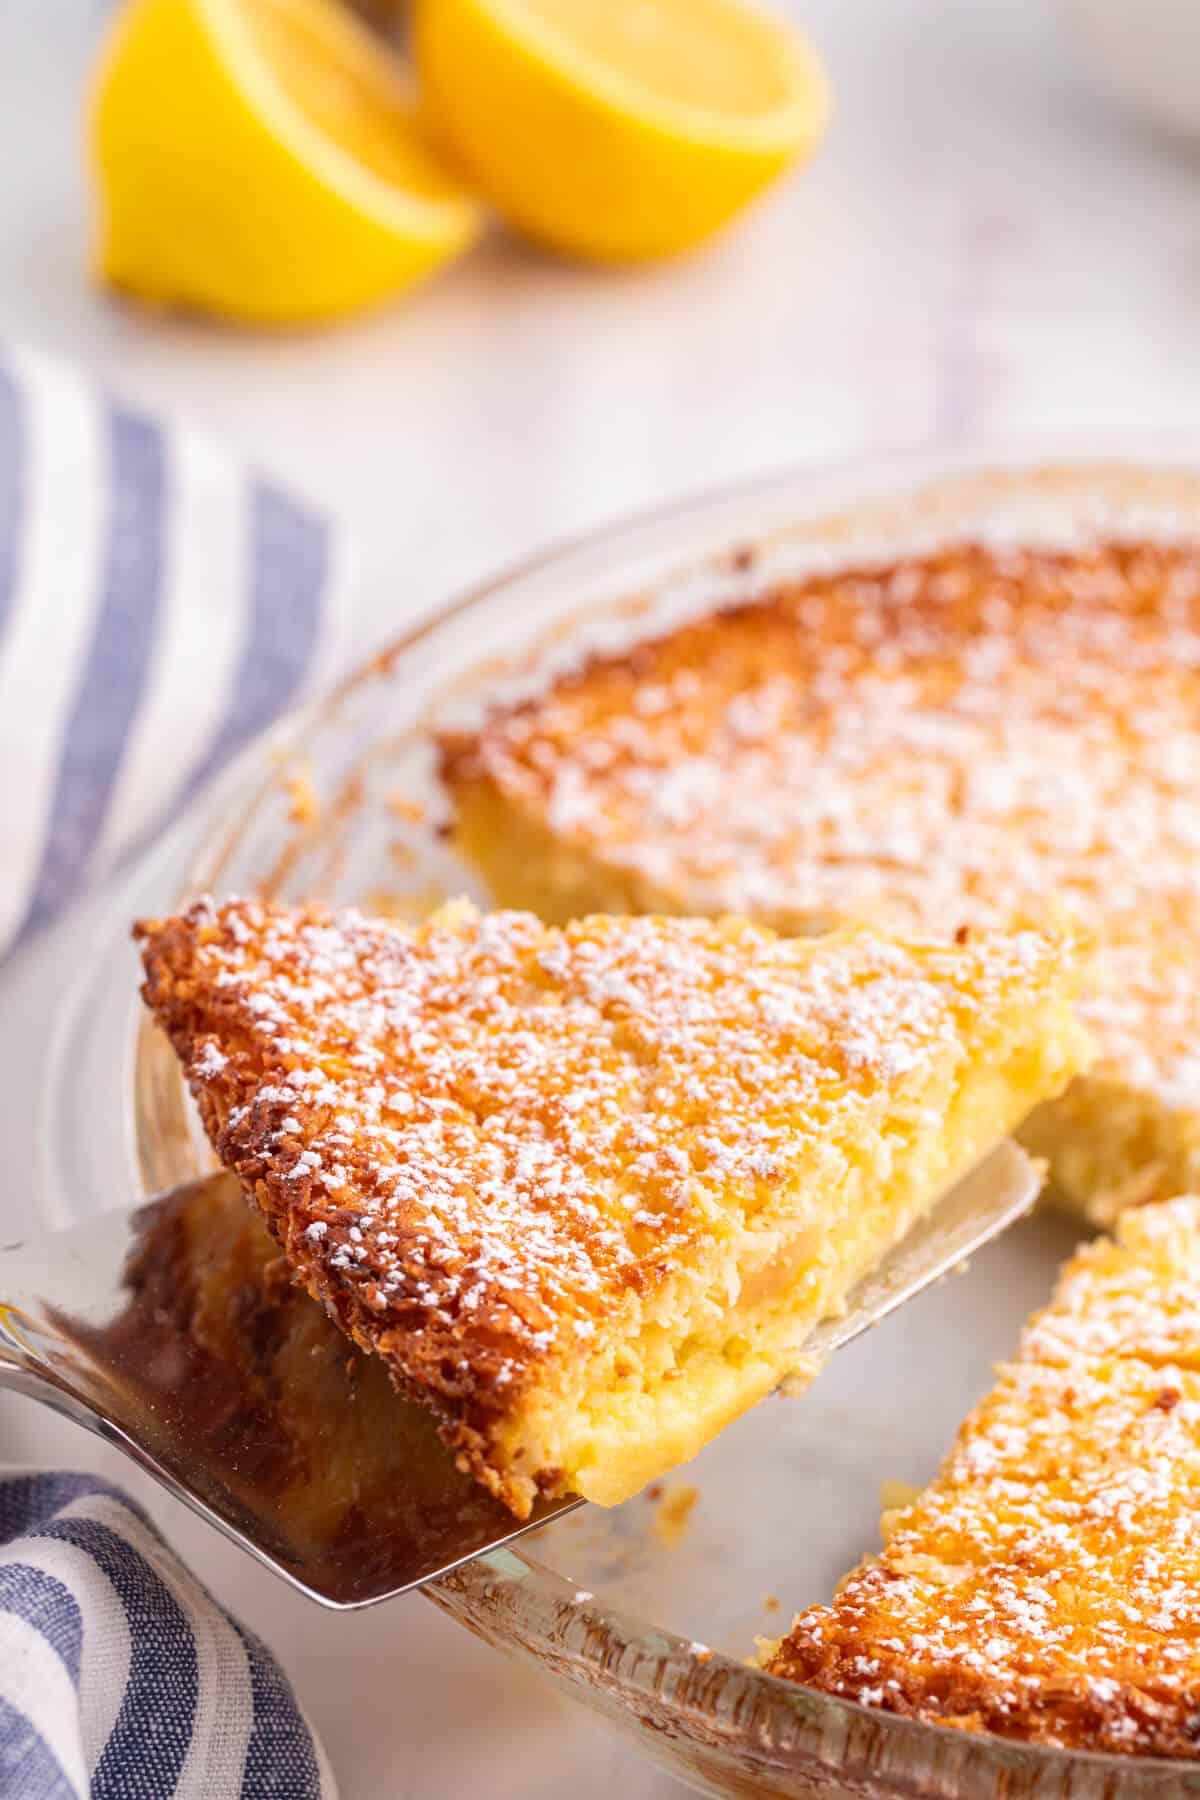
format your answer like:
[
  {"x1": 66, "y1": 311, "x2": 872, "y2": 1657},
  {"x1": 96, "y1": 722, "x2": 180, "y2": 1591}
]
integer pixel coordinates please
[
  {"x1": 91, "y1": 0, "x2": 483, "y2": 325},
  {"x1": 413, "y1": 0, "x2": 830, "y2": 263}
]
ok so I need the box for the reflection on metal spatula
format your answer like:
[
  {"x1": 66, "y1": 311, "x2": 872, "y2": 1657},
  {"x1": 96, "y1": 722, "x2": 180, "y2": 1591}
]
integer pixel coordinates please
[{"x1": 0, "y1": 1140, "x2": 1037, "y2": 1609}]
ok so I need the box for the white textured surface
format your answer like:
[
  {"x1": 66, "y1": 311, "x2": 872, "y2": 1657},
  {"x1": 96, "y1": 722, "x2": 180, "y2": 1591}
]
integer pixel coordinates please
[{"x1": 3, "y1": 1, "x2": 1200, "y2": 1794}]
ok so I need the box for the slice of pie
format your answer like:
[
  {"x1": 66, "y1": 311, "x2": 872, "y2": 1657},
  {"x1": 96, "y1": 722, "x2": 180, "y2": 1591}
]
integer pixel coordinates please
[
  {"x1": 766, "y1": 1195, "x2": 1200, "y2": 1756},
  {"x1": 440, "y1": 536, "x2": 1200, "y2": 1225},
  {"x1": 137, "y1": 898, "x2": 1088, "y2": 1517}
]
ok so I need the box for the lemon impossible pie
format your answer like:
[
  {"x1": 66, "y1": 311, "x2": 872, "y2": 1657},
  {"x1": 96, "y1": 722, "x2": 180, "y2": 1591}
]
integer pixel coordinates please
[
  {"x1": 137, "y1": 898, "x2": 1087, "y2": 1516},
  {"x1": 442, "y1": 537, "x2": 1200, "y2": 1223},
  {"x1": 767, "y1": 1195, "x2": 1200, "y2": 1757}
]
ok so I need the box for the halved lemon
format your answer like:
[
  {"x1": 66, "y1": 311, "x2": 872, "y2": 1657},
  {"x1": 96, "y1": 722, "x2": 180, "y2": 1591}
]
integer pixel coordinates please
[
  {"x1": 90, "y1": 0, "x2": 483, "y2": 325},
  {"x1": 413, "y1": 0, "x2": 830, "y2": 263}
]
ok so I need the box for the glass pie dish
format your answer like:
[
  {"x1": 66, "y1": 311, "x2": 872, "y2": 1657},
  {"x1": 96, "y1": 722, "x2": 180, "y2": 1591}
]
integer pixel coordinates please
[{"x1": 41, "y1": 446, "x2": 1200, "y2": 1799}]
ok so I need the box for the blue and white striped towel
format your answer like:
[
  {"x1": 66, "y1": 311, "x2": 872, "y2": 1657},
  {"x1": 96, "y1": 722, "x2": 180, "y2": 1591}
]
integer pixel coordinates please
[
  {"x1": 0, "y1": 1472, "x2": 336, "y2": 1800},
  {"x1": 0, "y1": 342, "x2": 348, "y2": 957},
  {"x1": 0, "y1": 345, "x2": 348, "y2": 1794}
]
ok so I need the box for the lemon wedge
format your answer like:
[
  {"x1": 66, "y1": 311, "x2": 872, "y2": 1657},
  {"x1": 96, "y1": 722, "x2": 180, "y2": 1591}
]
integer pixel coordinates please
[
  {"x1": 91, "y1": 0, "x2": 483, "y2": 325},
  {"x1": 413, "y1": 0, "x2": 829, "y2": 263}
]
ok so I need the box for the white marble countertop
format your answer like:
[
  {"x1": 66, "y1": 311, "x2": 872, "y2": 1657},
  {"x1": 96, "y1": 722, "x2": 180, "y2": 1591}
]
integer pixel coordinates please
[{"x1": 3, "y1": 1, "x2": 1200, "y2": 1793}]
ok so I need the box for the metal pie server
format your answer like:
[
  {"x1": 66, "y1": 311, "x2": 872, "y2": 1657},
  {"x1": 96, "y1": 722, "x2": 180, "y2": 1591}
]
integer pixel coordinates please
[{"x1": 0, "y1": 1140, "x2": 1038, "y2": 1609}]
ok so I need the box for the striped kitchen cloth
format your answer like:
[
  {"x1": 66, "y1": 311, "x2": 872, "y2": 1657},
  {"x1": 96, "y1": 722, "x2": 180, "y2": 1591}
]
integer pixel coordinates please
[
  {"x1": 0, "y1": 346, "x2": 348, "y2": 1794},
  {"x1": 0, "y1": 1471, "x2": 337, "y2": 1799},
  {"x1": 0, "y1": 342, "x2": 348, "y2": 957}
]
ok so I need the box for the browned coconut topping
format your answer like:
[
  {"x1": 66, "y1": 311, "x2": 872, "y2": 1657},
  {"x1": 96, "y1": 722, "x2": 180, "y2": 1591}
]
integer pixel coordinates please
[
  {"x1": 442, "y1": 538, "x2": 1200, "y2": 1217},
  {"x1": 768, "y1": 1195, "x2": 1200, "y2": 1756},
  {"x1": 136, "y1": 896, "x2": 1087, "y2": 1515}
]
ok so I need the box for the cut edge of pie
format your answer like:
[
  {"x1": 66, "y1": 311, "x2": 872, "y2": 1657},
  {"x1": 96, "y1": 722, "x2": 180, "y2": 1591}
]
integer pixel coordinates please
[
  {"x1": 137, "y1": 897, "x2": 1090, "y2": 1516},
  {"x1": 439, "y1": 536, "x2": 1200, "y2": 1231}
]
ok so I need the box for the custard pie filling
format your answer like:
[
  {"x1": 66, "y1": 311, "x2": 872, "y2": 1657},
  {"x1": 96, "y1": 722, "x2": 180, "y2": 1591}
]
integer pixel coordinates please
[
  {"x1": 138, "y1": 898, "x2": 1087, "y2": 1515},
  {"x1": 443, "y1": 536, "x2": 1200, "y2": 1224}
]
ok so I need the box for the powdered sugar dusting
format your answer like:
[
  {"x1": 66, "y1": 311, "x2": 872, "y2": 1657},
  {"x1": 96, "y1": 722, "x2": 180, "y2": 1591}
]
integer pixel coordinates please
[
  {"x1": 140, "y1": 897, "x2": 1071, "y2": 1399},
  {"x1": 770, "y1": 1194, "x2": 1200, "y2": 1754},
  {"x1": 458, "y1": 539, "x2": 1200, "y2": 1114}
]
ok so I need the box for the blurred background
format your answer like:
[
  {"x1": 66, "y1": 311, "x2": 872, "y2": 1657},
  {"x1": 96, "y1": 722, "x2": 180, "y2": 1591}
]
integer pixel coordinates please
[{"x1": 7, "y1": 0, "x2": 1200, "y2": 648}]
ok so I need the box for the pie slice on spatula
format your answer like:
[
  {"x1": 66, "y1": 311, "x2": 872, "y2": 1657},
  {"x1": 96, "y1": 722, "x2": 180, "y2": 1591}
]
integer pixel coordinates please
[{"x1": 137, "y1": 899, "x2": 1089, "y2": 1517}]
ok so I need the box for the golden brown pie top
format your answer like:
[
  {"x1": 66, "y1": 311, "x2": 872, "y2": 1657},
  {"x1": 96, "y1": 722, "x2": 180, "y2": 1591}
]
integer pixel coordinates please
[
  {"x1": 768, "y1": 1196, "x2": 1200, "y2": 1756},
  {"x1": 137, "y1": 894, "x2": 1081, "y2": 1511},
  {"x1": 444, "y1": 538, "x2": 1200, "y2": 1115}
]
